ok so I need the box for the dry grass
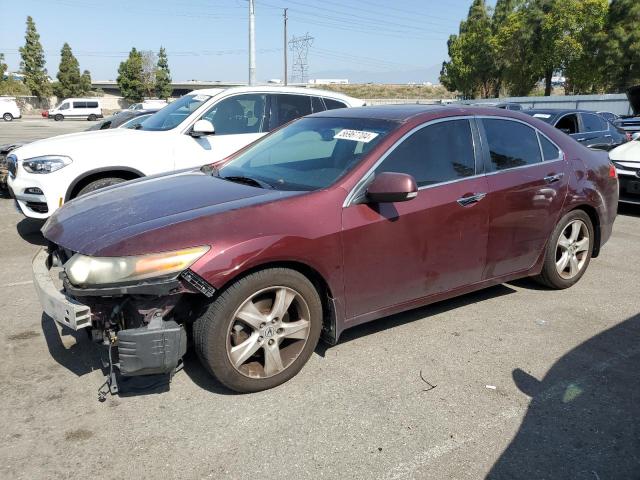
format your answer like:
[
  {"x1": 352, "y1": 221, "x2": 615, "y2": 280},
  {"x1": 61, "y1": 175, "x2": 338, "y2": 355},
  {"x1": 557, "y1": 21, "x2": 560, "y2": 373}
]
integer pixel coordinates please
[{"x1": 319, "y1": 83, "x2": 456, "y2": 100}]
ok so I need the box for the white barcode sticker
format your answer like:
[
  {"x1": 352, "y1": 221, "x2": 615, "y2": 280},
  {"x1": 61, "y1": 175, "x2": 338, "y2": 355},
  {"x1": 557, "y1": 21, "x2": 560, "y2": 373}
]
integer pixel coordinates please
[
  {"x1": 193, "y1": 94, "x2": 211, "y2": 102},
  {"x1": 533, "y1": 113, "x2": 551, "y2": 119},
  {"x1": 334, "y1": 129, "x2": 379, "y2": 143}
]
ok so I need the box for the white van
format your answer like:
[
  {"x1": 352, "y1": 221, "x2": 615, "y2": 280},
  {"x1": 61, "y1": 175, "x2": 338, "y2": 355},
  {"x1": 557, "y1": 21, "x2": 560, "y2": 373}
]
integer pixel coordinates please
[
  {"x1": 1, "y1": 97, "x2": 22, "y2": 121},
  {"x1": 129, "y1": 99, "x2": 168, "y2": 111},
  {"x1": 48, "y1": 98, "x2": 103, "y2": 121}
]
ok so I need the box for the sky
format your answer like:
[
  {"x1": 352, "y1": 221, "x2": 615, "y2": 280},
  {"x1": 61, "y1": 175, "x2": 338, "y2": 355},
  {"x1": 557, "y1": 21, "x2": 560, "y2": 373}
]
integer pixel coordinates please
[{"x1": 0, "y1": 0, "x2": 495, "y2": 84}]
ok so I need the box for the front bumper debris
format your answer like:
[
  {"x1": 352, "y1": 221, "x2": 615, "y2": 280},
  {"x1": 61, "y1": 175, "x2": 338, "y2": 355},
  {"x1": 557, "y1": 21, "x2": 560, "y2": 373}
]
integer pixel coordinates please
[{"x1": 32, "y1": 248, "x2": 92, "y2": 330}]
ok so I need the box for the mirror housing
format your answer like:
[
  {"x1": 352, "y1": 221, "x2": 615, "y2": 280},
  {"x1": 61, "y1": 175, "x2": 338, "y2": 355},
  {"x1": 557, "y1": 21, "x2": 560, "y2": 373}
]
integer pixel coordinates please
[
  {"x1": 190, "y1": 119, "x2": 215, "y2": 137},
  {"x1": 632, "y1": 132, "x2": 640, "y2": 141},
  {"x1": 366, "y1": 172, "x2": 418, "y2": 203}
]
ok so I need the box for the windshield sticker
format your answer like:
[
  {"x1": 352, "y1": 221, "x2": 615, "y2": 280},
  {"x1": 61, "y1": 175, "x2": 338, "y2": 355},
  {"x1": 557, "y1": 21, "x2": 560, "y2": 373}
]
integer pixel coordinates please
[
  {"x1": 533, "y1": 113, "x2": 551, "y2": 119},
  {"x1": 193, "y1": 94, "x2": 211, "y2": 102},
  {"x1": 334, "y1": 129, "x2": 379, "y2": 143}
]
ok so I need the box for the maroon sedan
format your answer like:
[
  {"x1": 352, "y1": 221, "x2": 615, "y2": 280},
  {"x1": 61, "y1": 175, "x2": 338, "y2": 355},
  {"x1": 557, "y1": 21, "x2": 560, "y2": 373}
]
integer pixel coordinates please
[{"x1": 34, "y1": 105, "x2": 618, "y2": 393}]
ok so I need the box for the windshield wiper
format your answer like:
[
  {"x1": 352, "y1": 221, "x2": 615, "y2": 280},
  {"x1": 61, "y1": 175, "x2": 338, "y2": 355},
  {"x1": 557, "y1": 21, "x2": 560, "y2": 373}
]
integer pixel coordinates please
[{"x1": 220, "y1": 175, "x2": 274, "y2": 189}]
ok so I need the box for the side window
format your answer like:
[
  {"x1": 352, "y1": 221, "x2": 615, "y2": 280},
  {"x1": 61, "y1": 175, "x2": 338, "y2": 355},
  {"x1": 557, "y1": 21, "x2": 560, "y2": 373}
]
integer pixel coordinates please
[
  {"x1": 201, "y1": 93, "x2": 267, "y2": 135},
  {"x1": 72, "y1": 101, "x2": 86, "y2": 109},
  {"x1": 271, "y1": 94, "x2": 312, "y2": 129},
  {"x1": 87, "y1": 101, "x2": 98, "y2": 108},
  {"x1": 538, "y1": 133, "x2": 561, "y2": 161},
  {"x1": 483, "y1": 119, "x2": 542, "y2": 171},
  {"x1": 375, "y1": 119, "x2": 476, "y2": 187},
  {"x1": 582, "y1": 113, "x2": 606, "y2": 132},
  {"x1": 556, "y1": 114, "x2": 579, "y2": 134},
  {"x1": 59, "y1": 102, "x2": 70, "y2": 110},
  {"x1": 311, "y1": 96, "x2": 325, "y2": 113},
  {"x1": 323, "y1": 98, "x2": 348, "y2": 110}
]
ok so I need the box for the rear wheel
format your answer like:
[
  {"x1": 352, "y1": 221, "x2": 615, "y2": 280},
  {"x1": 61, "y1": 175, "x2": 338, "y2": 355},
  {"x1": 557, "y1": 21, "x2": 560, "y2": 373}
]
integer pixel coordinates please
[
  {"x1": 88, "y1": 114, "x2": 97, "y2": 121},
  {"x1": 3, "y1": 113, "x2": 13, "y2": 121},
  {"x1": 534, "y1": 210, "x2": 594, "y2": 289},
  {"x1": 194, "y1": 268, "x2": 322, "y2": 393},
  {"x1": 54, "y1": 114, "x2": 63, "y2": 121},
  {"x1": 76, "y1": 177, "x2": 126, "y2": 197}
]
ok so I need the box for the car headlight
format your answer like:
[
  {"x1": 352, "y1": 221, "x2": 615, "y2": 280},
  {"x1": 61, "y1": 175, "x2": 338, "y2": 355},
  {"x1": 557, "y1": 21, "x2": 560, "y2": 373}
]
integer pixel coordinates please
[
  {"x1": 22, "y1": 155, "x2": 72, "y2": 174},
  {"x1": 65, "y1": 246, "x2": 210, "y2": 287}
]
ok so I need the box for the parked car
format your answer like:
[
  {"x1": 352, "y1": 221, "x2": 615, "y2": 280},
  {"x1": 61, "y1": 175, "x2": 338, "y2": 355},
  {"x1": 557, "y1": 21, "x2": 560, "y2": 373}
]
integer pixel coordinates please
[
  {"x1": 609, "y1": 134, "x2": 640, "y2": 204},
  {"x1": 524, "y1": 109, "x2": 628, "y2": 150},
  {"x1": 0, "y1": 97, "x2": 21, "y2": 121},
  {"x1": 128, "y1": 99, "x2": 168, "y2": 111},
  {"x1": 0, "y1": 143, "x2": 24, "y2": 191},
  {"x1": 7, "y1": 86, "x2": 362, "y2": 218},
  {"x1": 613, "y1": 85, "x2": 640, "y2": 133},
  {"x1": 33, "y1": 105, "x2": 618, "y2": 393},
  {"x1": 86, "y1": 109, "x2": 160, "y2": 131},
  {"x1": 48, "y1": 98, "x2": 103, "y2": 121}
]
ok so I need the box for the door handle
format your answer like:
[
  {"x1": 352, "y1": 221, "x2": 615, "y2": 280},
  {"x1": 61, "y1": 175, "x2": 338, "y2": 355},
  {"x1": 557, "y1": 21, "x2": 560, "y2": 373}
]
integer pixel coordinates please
[
  {"x1": 604, "y1": 134, "x2": 612, "y2": 138},
  {"x1": 544, "y1": 173, "x2": 564, "y2": 184},
  {"x1": 457, "y1": 192, "x2": 486, "y2": 207},
  {"x1": 576, "y1": 138, "x2": 586, "y2": 142}
]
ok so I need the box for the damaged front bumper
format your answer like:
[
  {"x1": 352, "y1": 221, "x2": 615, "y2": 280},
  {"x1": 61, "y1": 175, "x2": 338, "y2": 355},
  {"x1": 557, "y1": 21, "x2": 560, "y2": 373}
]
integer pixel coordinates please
[{"x1": 31, "y1": 248, "x2": 209, "y2": 390}]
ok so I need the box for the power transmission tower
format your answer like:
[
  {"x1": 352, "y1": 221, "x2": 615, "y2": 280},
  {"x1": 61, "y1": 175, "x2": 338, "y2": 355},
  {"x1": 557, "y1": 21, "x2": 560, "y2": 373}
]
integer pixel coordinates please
[
  {"x1": 283, "y1": 8, "x2": 288, "y2": 85},
  {"x1": 288, "y1": 33, "x2": 313, "y2": 84}
]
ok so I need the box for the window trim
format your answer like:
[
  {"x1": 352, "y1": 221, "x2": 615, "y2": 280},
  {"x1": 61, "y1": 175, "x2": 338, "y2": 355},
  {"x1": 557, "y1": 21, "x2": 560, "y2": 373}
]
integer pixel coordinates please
[{"x1": 343, "y1": 116, "x2": 482, "y2": 207}]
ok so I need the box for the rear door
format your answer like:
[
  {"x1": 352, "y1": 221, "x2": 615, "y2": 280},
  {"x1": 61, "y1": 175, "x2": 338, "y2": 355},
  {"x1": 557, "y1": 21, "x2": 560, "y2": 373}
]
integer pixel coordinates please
[
  {"x1": 579, "y1": 112, "x2": 611, "y2": 148},
  {"x1": 341, "y1": 118, "x2": 490, "y2": 319},
  {"x1": 479, "y1": 117, "x2": 568, "y2": 279}
]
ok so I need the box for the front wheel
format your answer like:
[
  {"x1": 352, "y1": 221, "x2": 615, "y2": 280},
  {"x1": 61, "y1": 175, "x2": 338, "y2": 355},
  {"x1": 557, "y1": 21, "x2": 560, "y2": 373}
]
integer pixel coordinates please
[
  {"x1": 534, "y1": 210, "x2": 594, "y2": 289},
  {"x1": 76, "y1": 177, "x2": 126, "y2": 197},
  {"x1": 54, "y1": 114, "x2": 63, "y2": 121},
  {"x1": 3, "y1": 113, "x2": 13, "y2": 122},
  {"x1": 194, "y1": 268, "x2": 323, "y2": 393}
]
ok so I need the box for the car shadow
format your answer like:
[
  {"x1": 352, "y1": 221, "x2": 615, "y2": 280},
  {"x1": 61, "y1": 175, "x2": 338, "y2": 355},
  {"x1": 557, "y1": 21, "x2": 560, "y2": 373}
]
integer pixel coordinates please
[
  {"x1": 317, "y1": 284, "x2": 517, "y2": 356},
  {"x1": 486, "y1": 313, "x2": 640, "y2": 479},
  {"x1": 17, "y1": 218, "x2": 48, "y2": 246}
]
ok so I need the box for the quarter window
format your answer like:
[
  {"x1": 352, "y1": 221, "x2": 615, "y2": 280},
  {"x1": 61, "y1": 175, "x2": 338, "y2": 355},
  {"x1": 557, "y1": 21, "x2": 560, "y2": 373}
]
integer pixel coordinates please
[
  {"x1": 375, "y1": 119, "x2": 476, "y2": 187},
  {"x1": 538, "y1": 133, "x2": 561, "y2": 161},
  {"x1": 483, "y1": 119, "x2": 542, "y2": 171},
  {"x1": 311, "y1": 96, "x2": 326, "y2": 113},
  {"x1": 201, "y1": 93, "x2": 267, "y2": 135},
  {"x1": 323, "y1": 98, "x2": 348, "y2": 110}
]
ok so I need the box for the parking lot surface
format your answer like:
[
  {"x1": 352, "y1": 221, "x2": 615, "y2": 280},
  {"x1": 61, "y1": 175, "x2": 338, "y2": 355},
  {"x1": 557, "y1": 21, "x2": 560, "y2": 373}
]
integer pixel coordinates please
[
  {"x1": 0, "y1": 124, "x2": 639, "y2": 479},
  {"x1": 0, "y1": 117, "x2": 95, "y2": 145}
]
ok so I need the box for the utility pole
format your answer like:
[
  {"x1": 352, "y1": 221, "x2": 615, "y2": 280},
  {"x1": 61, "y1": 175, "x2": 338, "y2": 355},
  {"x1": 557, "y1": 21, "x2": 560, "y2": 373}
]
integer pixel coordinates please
[
  {"x1": 248, "y1": 0, "x2": 256, "y2": 86},
  {"x1": 283, "y1": 8, "x2": 288, "y2": 86}
]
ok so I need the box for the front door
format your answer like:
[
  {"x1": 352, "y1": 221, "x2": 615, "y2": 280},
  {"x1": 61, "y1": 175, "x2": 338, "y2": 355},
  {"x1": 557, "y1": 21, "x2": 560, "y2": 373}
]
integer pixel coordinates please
[
  {"x1": 479, "y1": 118, "x2": 569, "y2": 279},
  {"x1": 341, "y1": 118, "x2": 490, "y2": 320},
  {"x1": 579, "y1": 112, "x2": 611, "y2": 148}
]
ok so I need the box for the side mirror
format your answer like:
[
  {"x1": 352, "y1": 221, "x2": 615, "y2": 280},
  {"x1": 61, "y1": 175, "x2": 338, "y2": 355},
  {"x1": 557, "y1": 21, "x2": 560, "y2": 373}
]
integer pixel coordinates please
[
  {"x1": 190, "y1": 119, "x2": 215, "y2": 137},
  {"x1": 366, "y1": 172, "x2": 418, "y2": 203},
  {"x1": 632, "y1": 132, "x2": 640, "y2": 141}
]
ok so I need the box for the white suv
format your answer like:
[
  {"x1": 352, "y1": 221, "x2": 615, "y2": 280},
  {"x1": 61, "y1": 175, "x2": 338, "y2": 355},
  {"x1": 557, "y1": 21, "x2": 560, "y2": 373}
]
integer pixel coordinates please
[
  {"x1": 1, "y1": 97, "x2": 22, "y2": 121},
  {"x1": 8, "y1": 86, "x2": 362, "y2": 218}
]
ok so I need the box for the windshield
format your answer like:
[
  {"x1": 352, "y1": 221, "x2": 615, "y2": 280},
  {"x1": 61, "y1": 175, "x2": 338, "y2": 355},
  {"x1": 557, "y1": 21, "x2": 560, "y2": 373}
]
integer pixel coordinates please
[
  {"x1": 139, "y1": 94, "x2": 211, "y2": 131},
  {"x1": 217, "y1": 117, "x2": 397, "y2": 191}
]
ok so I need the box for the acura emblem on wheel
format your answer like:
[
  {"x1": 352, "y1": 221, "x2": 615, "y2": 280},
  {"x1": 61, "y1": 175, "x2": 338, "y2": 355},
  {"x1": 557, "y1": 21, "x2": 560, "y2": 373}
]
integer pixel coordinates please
[{"x1": 263, "y1": 326, "x2": 275, "y2": 338}]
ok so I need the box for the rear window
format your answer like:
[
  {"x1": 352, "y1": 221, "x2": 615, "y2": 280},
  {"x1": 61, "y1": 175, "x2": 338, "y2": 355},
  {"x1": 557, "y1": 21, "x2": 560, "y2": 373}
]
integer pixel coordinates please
[
  {"x1": 323, "y1": 98, "x2": 348, "y2": 110},
  {"x1": 483, "y1": 119, "x2": 542, "y2": 171}
]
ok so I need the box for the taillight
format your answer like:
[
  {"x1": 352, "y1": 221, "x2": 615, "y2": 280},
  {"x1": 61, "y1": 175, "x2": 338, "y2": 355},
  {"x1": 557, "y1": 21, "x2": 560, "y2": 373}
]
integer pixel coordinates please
[
  {"x1": 609, "y1": 163, "x2": 617, "y2": 178},
  {"x1": 626, "y1": 133, "x2": 632, "y2": 141}
]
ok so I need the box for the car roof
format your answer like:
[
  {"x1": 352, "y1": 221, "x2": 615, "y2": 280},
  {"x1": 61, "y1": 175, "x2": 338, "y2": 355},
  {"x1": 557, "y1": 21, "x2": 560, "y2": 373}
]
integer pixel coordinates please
[{"x1": 187, "y1": 85, "x2": 361, "y2": 104}]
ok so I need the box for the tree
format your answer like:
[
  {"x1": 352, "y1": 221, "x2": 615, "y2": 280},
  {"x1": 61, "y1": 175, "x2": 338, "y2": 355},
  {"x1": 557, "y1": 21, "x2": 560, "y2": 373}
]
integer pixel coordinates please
[
  {"x1": 440, "y1": 0, "x2": 497, "y2": 98},
  {"x1": 117, "y1": 48, "x2": 145, "y2": 102},
  {"x1": 140, "y1": 50, "x2": 157, "y2": 97},
  {"x1": 155, "y1": 46, "x2": 172, "y2": 99},
  {"x1": 0, "y1": 53, "x2": 7, "y2": 82},
  {"x1": 80, "y1": 70, "x2": 92, "y2": 95},
  {"x1": 54, "y1": 42, "x2": 82, "y2": 98},
  {"x1": 601, "y1": 0, "x2": 640, "y2": 92},
  {"x1": 19, "y1": 16, "x2": 51, "y2": 99}
]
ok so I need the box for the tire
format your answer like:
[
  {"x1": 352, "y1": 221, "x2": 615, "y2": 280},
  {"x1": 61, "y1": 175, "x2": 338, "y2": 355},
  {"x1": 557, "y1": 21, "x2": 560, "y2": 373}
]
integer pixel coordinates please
[
  {"x1": 3, "y1": 113, "x2": 13, "y2": 122},
  {"x1": 534, "y1": 210, "x2": 594, "y2": 289},
  {"x1": 194, "y1": 268, "x2": 323, "y2": 393},
  {"x1": 54, "y1": 114, "x2": 63, "y2": 121},
  {"x1": 76, "y1": 177, "x2": 126, "y2": 197},
  {"x1": 88, "y1": 114, "x2": 97, "y2": 121}
]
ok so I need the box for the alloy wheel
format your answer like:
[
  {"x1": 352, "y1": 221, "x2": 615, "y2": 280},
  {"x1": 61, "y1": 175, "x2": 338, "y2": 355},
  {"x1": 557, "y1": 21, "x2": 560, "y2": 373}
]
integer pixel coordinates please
[
  {"x1": 226, "y1": 286, "x2": 311, "y2": 379},
  {"x1": 555, "y1": 219, "x2": 590, "y2": 279}
]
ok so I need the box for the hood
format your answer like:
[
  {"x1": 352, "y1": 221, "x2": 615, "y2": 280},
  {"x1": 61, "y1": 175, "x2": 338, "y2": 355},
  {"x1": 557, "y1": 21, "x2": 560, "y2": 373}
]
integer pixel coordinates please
[
  {"x1": 42, "y1": 169, "x2": 301, "y2": 256},
  {"x1": 626, "y1": 85, "x2": 640, "y2": 116},
  {"x1": 609, "y1": 140, "x2": 640, "y2": 162},
  {"x1": 11, "y1": 128, "x2": 147, "y2": 160}
]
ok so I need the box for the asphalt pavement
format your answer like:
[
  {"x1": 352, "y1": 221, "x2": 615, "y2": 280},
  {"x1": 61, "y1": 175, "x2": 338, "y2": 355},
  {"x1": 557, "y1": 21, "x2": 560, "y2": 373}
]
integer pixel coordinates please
[{"x1": 0, "y1": 120, "x2": 639, "y2": 479}]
